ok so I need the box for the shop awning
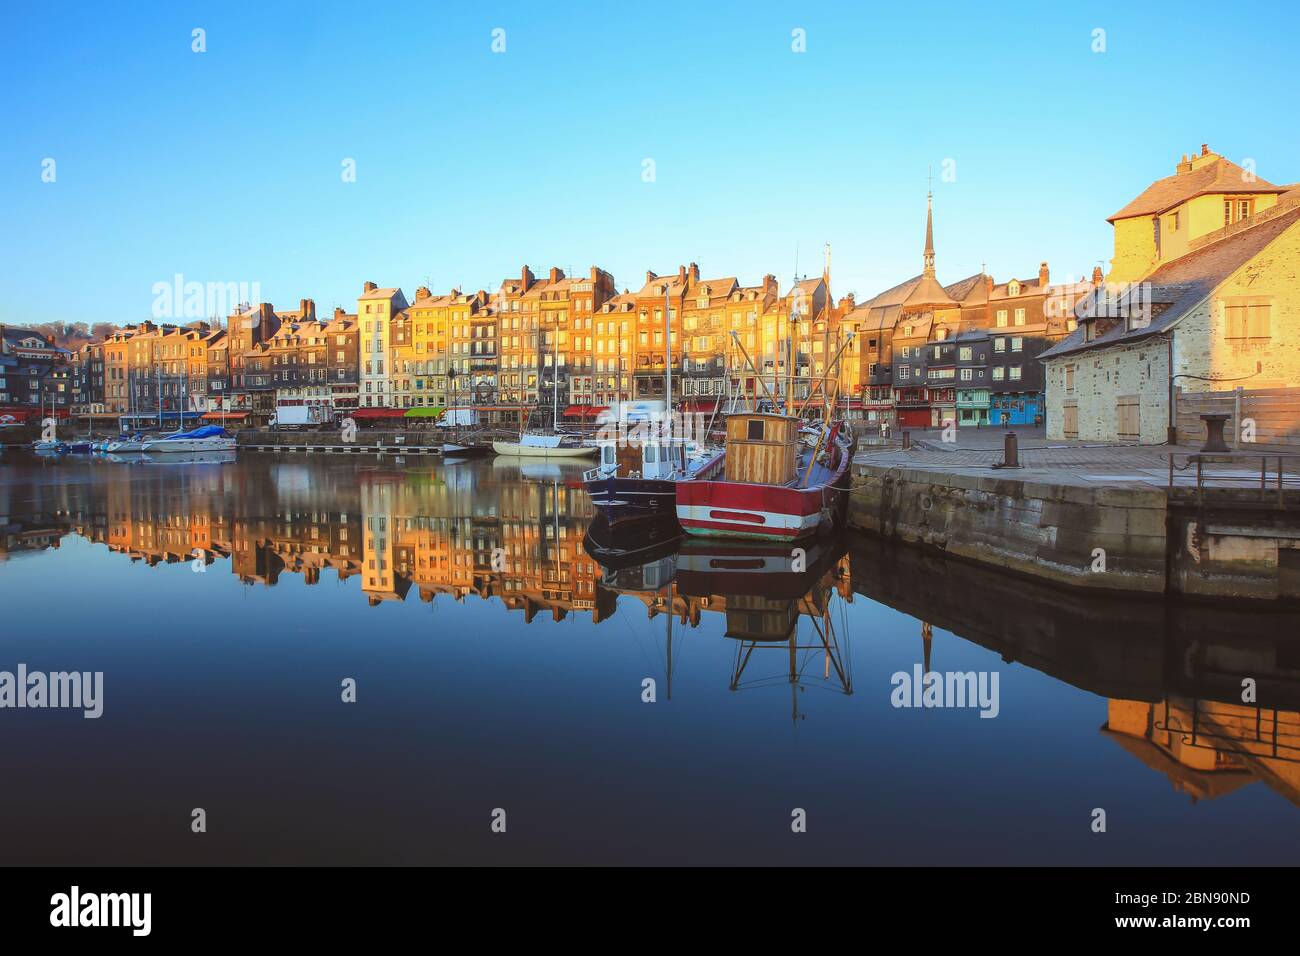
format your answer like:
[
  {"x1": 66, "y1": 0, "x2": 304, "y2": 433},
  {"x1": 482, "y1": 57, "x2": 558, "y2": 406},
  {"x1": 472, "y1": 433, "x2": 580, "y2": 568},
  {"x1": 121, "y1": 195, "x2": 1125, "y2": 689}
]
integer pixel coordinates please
[
  {"x1": 349, "y1": 407, "x2": 407, "y2": 420},
  {"x1": 201, "y1": 411, "x2": 250, "y2": 421},
  {"x1": 681, "y1": 398, "x2": 719, "y2": 413},
  {"x1": 403, "y1": 406, "x2": 445, "y2": 419},
  {"x1": 562, "y1": 404, "x2": 607, "y2": 419}
]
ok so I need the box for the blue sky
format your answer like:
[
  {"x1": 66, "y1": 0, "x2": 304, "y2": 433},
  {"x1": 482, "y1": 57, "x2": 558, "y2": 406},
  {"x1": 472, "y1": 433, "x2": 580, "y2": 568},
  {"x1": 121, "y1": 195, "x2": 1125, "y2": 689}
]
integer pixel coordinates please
[{"x1": 3, "y1": 0, "x2": 1298, "y2": 325}]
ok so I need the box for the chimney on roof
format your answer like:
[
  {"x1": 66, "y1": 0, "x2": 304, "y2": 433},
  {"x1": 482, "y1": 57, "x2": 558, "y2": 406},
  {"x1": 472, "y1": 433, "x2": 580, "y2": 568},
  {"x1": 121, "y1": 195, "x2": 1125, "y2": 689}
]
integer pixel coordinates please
[
  {"x1": 415, "y1": 286, "x2": 431, "y2": 301},
  {"x1": 1092, "y1": 265, "x2": 1104, "y2": 285},
  {"x1": 1039, "y1": 262, "x2": 1050, "y2": 287},
  {"x1": 688, "y1": 262, "x2": 699, "y2": 284},
  {"x1": 1176, "y1": 153, "x2": 1192, "y2": 175},
  {"x1": 646, "y1": 270, "x2": 657, "y2": 284},
  {"x1": 763, "y1": 274, "x2": 777, "y2": 295},
  {"x1": 839, "y1": 293, "x2": 856, "y2": 310},
  {"x1": 363, "y1": 281, "x2": 377, "y2": 293},
  {"x1": 547, "y1": 266, "x2": 563, "y2": 284},
  {"x1": 334, "y1": 307, "x2": 346, "y2": 321},
  {"x1": 984, "y1": 274, "x2": 994, "y2": 295},
  {"x1": 1201, "y1": 143, "x2": 1209, "y2": 156},
  {"x1": 677, "y1": 264, "x2": 687, "y2": 283},
  {"x1": 302, "y1": 298, "x2": 317, "y2": 321}
]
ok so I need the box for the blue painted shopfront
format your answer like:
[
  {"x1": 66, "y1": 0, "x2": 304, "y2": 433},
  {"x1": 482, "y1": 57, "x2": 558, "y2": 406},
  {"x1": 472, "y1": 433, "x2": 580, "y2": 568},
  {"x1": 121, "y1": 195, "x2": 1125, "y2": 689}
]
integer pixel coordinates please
[{"x1": 989, "y1": 393, "x2": 1042, "y2": 426}]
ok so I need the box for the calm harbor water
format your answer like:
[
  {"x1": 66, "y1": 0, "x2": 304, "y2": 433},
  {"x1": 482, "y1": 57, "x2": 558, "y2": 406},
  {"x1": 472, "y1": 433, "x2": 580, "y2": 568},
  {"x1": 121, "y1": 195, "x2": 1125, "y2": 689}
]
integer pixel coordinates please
[{"x1": 1, "y1": 450, "x2": 1298, "y2": 865}]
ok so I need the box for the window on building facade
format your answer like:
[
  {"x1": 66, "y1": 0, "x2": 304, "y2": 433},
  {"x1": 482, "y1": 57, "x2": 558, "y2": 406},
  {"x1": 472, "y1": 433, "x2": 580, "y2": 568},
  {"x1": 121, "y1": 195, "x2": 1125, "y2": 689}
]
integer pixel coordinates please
[
  {"x1": 1010, "y1": 366, "x2": 1022, "y2": 380},
  {"x1": 992, "y1": 367, "x2": 1004, "y2": 381},
  {"x1": 996, "y1": 311, "x2": 1008, "y2": 327},
  {"x1": 1224, "y1": 198, "x2": 1253, "y2": 226}
]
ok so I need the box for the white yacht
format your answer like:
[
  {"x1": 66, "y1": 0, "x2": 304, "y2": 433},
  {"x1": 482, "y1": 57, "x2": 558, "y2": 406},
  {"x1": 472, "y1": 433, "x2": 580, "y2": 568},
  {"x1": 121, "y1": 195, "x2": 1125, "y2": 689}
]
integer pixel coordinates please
[
  {"x1": 141, "y1": 425, "x2": 237, "y2": 454},
  {"x1": 492, "y1": 432, "x2": 597, "y2": 458}
]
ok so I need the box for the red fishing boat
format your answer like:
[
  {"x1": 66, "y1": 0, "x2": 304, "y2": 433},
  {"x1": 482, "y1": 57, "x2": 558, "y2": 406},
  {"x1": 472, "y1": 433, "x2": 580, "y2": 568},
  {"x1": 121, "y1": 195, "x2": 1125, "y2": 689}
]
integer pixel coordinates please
[{"x1": 674, "y1": 412, "x2": 855, "y2": 540}]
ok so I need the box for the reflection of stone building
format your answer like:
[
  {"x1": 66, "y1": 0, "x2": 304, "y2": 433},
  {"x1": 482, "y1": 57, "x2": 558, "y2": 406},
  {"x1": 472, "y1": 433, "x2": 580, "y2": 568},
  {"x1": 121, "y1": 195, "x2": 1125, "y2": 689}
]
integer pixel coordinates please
[{"x1": 1106, "y1": 697, "x2": 1300, "y2": 805}]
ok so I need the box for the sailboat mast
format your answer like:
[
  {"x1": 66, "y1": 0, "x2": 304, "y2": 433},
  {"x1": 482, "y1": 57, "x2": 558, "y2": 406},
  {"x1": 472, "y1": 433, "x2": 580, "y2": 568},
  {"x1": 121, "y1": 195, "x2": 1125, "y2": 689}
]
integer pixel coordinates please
[{"x1": 663, "y1": 283, "x2": 672, "y2": 432}]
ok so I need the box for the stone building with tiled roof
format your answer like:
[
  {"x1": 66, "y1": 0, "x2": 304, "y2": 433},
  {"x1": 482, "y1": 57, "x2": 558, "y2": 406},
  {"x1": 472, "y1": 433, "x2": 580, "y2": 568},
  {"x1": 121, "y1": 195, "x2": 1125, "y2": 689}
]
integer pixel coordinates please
[{"x1": 1042, "y1": 148, "x2": 1300, "y2": 443}]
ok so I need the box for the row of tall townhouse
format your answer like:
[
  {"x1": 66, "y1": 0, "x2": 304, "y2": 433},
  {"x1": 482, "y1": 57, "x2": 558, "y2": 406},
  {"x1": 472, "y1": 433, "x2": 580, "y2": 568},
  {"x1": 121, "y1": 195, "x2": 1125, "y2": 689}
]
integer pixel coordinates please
[
  {"x1": 26, "y1": 144, "x2": 1290, "y2": 432},
  {"x1": 357, "y1": 262, "x2": 836, "y2": 412},
  {"x1": 0, "y1": 248, "x2": 1084, "y2": 430}
]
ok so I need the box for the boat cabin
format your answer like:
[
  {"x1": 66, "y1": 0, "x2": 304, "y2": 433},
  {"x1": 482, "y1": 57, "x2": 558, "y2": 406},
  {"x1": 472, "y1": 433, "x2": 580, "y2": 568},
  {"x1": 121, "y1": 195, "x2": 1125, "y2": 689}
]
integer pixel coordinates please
[
  {"x1": 594, "y1": 438, "x2": 689, "y2": 480},
  {"x1": 724, "y1": 413, "x2": 799, "y2": 485}
]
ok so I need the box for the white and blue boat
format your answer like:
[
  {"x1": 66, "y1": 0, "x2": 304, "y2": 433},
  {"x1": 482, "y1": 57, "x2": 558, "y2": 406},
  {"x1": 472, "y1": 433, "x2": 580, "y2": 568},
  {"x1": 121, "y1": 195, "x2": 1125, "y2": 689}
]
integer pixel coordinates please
[{"x1": 141, "y1": 425, "x2": 236, "y2": 454}]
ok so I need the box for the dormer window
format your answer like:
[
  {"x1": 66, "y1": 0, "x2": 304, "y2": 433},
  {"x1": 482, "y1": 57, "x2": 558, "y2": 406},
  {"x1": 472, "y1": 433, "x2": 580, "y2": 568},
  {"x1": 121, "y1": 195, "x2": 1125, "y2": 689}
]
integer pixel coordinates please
[
  {"x1": 1224, "y1": 198, "x2": 1253, "y2": 226},
  {"x1": 1008, "y1": 281, "x2": 1021, "y2": 296}
]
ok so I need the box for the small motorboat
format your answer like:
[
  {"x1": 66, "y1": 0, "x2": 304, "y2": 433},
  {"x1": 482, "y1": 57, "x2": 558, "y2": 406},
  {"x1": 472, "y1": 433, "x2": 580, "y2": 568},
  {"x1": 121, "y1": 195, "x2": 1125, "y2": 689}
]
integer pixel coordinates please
[
  {"x1": 64, "y1": 441, "x2": 93, "y2": 453},
  {"x1": 583, "y1": 435, "x2": 723, "y2": 526},
  {"x1": 31, "y1": 439, "x2": 66, "y2": 453}
]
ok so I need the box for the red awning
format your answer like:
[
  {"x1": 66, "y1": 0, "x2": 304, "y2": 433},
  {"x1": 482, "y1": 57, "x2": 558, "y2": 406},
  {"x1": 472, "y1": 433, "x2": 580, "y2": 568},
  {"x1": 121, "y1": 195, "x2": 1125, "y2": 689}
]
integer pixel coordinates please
[
  {"x1": 682, "y1": 398, "x2": 720, "y2": 413},
  {"x1": 562, "y1": 404, "x2": 607, "y2": 419},
  {"x1": 349, "y1": 407, "x2": 407, "y2": 420},
  {"x1": 201, "y1": 411, "x2": 250, "y2": 420}
]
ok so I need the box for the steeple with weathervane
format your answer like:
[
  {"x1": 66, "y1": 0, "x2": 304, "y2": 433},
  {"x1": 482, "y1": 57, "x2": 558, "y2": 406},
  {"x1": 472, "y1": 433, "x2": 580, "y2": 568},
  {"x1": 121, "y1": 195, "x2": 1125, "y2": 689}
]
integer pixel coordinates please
[{"x1": 923, "y1": 190, "x2": 936, "y2": 278}]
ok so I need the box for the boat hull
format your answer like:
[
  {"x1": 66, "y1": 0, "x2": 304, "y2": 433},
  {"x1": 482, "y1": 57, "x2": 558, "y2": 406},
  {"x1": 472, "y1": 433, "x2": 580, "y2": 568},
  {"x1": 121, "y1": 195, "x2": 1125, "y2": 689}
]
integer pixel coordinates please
[
  {"x1": 674, "y1": 437, "x2": 854, "y2": 541},
  {"x1": 492, "y1": 441, "x2": 597, "y2": 458},
  {"x1": 141, "y1": 438, "x2": 237, "y2": 453},
  {"x1": 582, "y1": 474, "x2": 677, "y2": 524}
]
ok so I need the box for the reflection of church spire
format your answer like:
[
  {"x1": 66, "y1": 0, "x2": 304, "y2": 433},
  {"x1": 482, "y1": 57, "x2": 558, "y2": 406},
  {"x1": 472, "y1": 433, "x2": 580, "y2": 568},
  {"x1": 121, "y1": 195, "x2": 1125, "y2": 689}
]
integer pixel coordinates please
[{"x1": 923, "y1": 193, "x2": 936, "y2": 279}]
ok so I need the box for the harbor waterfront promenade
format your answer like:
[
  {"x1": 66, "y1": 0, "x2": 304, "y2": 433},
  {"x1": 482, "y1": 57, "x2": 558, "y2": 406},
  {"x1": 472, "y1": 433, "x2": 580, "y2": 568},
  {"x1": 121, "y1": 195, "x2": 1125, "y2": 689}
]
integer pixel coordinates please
[{"x1": 848, "y1": 426, "x2": 1300, "y2": 601}]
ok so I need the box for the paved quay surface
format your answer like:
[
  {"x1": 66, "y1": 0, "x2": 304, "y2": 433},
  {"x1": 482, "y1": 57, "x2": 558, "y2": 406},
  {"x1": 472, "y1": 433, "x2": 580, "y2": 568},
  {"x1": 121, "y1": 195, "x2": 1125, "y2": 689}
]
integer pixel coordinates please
[{"x1": 853, "y1": 426, "x2": 1295, "y2": 490}]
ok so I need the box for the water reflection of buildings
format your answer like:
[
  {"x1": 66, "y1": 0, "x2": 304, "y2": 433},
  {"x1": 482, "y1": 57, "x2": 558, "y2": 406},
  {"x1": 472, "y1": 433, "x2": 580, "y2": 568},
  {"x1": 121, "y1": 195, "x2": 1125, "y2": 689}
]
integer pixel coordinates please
[
  {"x1": 7, "y1": 456, "x2": 1300, "y2": 794},
  {"x1": 0, "y1": 457, "x2": 602, "y2": 615}
]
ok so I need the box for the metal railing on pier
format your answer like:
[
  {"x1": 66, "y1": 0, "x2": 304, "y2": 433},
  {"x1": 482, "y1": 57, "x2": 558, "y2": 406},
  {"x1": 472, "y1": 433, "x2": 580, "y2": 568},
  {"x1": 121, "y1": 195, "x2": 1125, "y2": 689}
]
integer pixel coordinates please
[{"x1": 1166, "y1": 451, "x2": 1300, "y2": 506}]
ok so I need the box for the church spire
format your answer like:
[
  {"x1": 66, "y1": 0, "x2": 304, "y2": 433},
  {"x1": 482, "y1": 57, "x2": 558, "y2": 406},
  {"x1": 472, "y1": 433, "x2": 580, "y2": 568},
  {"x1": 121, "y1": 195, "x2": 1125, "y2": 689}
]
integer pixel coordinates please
[{"x1": 923, "y1": 191, "x2": 936, "y2": 278}]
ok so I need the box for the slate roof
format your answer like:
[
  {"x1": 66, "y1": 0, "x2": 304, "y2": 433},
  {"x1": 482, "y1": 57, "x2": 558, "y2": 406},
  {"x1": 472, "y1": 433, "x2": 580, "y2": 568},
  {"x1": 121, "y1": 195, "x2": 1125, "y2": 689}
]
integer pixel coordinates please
[
  {"x1": 1041, "y1": 203, "x2": 1300, "y2": 361},
  {"x1": 944, "y1": 273, "x2": 988, "y2": 304}
]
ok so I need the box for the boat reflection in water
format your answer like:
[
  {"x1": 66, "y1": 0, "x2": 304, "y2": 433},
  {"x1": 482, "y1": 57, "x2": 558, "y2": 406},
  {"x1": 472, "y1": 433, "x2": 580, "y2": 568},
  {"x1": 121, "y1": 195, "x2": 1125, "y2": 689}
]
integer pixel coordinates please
[{"x1": 587, "y1": 516, "x2": 853, "y2": 717}]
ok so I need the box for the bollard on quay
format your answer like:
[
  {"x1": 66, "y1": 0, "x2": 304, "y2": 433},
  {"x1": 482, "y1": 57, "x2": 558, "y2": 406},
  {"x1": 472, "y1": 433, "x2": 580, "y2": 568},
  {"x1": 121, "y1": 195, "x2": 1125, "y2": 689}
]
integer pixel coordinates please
[{"x1": 1001, "y1": 430, "x2": 1019, "y2": 468}]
